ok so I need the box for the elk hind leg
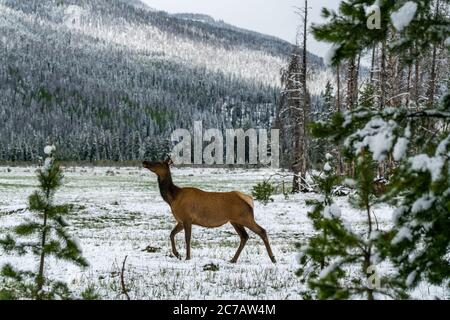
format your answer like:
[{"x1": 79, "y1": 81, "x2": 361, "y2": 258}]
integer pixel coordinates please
[
  {"x1": 246, "y1": 221, "x2": 276, "y2": 263},
  {"x1": 230, "y1": 223, "x2": 249, "y2": 263}
]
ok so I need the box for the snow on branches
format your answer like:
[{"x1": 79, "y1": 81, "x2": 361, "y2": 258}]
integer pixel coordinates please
[{"x1": 391, "y1": 2, "x2": 418, "y2": 32}]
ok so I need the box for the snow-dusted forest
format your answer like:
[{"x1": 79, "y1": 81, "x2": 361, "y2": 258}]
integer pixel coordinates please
[
  {"x1": 0, "y1": 0, "x2": 330, "y2": 162},
  {"x1": 0, "y1": 0, "x2": 449, "y2": 301}
]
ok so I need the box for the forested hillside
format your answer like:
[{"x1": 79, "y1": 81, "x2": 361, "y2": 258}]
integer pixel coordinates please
[{"x1": 0, "y1": 0, "x2": 329, "y2": 162}]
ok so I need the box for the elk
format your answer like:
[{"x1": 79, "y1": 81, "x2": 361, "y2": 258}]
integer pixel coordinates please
[{"x1": 143, "y1": 157, "x2": 276, "y2": 263}]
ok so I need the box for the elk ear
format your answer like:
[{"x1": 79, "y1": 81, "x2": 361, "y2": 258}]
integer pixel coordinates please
[{"x1": 165, "y1": 155, "x2": 174, "y2": 166}]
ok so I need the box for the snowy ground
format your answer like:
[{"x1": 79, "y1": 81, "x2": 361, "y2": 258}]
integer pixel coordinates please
[{"x1": 0, "y1": 166, "x2": 447, "y2": 300}]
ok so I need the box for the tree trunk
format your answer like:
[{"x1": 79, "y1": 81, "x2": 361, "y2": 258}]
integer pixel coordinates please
[
  {"x1": 427, "y1": 45, "x2": 437, "y2": 108},
  {"x1": 380, "y1": 40, "x2": 387, "y2": 110},
  {"x1": 406, "y1": 55, "x2": 412, "y2": 108},
  {"x1": 300, "y1": 0, "x2": 309, "y2": 192},
  {"x1": 346, "y1": 56, "x2": 356, "y2": 110},
  {"x1": 355, "y1": 54, "x2": 361, "y2": 105},
  {"x1": 292, "y1": 0, "x2": 310, "y2": 193},
  {"x1": 427, "y1": 0, "x2": 440, "y2": 109},
  {"x1": 37, "y1": 209, "x2": 48, "y2": 297},
  {"x1": 370, "y1": 45, "x2": 377, "y2": 85},
  {"x1": 413, "y1": 50, "x2": 420, "y2": 108},
  {"x1": 336, "y1": 64, "x2": 343, "y2": 175}
]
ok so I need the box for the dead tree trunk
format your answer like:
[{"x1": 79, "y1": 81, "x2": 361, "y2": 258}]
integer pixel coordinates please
[
  {"x1": 299, "y1": 0, "x2": 310, "y2": 192},
  {"x1": 291, "y1": 0, "x2": 311, "y2": 193},
  {"x1": 380, "y1": 40, "x2": 387, "y2": 110},
  {"x1": 427, "y1": 0, "x2": 440, "y2": 109}
]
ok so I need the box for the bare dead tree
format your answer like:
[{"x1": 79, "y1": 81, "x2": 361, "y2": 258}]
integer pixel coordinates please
[{"x1": 288, "y1": 0, "x2": 311, "y2": 193}]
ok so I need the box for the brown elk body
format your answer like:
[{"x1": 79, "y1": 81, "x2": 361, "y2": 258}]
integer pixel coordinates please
[{"x1": 143, "y1": 159, "x2": 276, "y2": 263}]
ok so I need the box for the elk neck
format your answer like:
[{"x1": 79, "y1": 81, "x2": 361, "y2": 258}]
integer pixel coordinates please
[{"x1": 157, "y1": 170, "x2": 180, "y2": 205}]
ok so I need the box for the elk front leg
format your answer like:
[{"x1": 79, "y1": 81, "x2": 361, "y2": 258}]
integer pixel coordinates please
[
  {"x1": 230, "y1": 223, "x2": 249, "y2": 263},
  {"x1": 183, "y1": 222, "x2": 192, "y2": 260},
  {"x1": 170, "y1": 223, "x2": 184, "y2": 259}
]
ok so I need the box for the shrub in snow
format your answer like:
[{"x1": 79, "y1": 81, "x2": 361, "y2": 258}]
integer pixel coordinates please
[
  {"x1": 0, "y1": 146, "x2": 89, "y2": 300},
  {"x1": 251, "y1": 180, "x2": 275, "y2": 206}
]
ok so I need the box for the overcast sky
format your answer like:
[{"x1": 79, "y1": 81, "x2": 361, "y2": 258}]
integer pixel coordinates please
[{"x1": 141, "y1": 0, "x2": 341, "y2": 58}]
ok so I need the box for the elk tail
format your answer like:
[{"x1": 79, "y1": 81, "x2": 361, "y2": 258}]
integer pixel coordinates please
[{"x1": 235, "y1": 191, "x2": 254, "y2": 210}]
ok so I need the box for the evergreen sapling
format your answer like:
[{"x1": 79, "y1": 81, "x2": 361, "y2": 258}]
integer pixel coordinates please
[
  {"x1": 0, "y1": 145, "x2": 88, "y2": 299},
  {"x1": 298, "y1": 151, "x2": 408, "y2": 299}
]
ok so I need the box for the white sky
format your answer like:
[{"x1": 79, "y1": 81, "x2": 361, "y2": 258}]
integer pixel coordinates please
[{"x1": 141, "y1": 0, "x2": 342, "y2": 58}]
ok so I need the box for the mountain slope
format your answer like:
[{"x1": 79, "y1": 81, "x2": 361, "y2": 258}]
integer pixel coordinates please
[
  {"x1": 0, "y1": 0, "x2": 330, "y2": 162},
  {"x1": 120, "y1": 0, "x2": 154, "y2": 11},
  {"x1": 171, "y1": 12, "x2": 322, "y2": 63}
]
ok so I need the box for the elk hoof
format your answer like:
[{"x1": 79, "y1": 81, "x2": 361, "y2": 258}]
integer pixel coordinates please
[
  {"x1": 230, "y1": 259, "x2": 237, "y2": 264},
  {"x1": 173, "y1": 252, "x2": 182, "y2": 260},
  {"x1": 271, "y1": 256, "x2": 277, "y2": 264}
]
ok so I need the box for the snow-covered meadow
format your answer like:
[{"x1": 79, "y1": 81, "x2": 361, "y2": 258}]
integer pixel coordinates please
[{"x1": 0, "y1": 166, "x2": 447, "y2": 299}]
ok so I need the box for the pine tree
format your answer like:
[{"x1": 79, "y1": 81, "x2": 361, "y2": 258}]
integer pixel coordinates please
[
  {"x1": 297, "y1": 153, "x2": 340, "y2": 299},
  {"x1": 322, "y1": 81, "x2": 335, "y2": 118},
  {"x1": 304, "y1": 0, "x2": 450, "y2": 297},
  {"x1": 359, "y1": 83, "x2": 376, "y2": 110},
  {"x1": 298, "y1": 153, "x2": 408, "y2": 299},
  {"x1": 380, "y1": 108, "x2": 450, "y2": 288},
  {"x1": 311, "y1": 81, "x2": 335, "y2": 166},
  {"x1": 0, "y1": 145, "x2": 88, "y2": 300}
]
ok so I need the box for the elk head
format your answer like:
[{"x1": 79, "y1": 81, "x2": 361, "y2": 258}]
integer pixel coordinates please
[{"x1": 143, "y1": 156, "x2": 173, "y2": 178}]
